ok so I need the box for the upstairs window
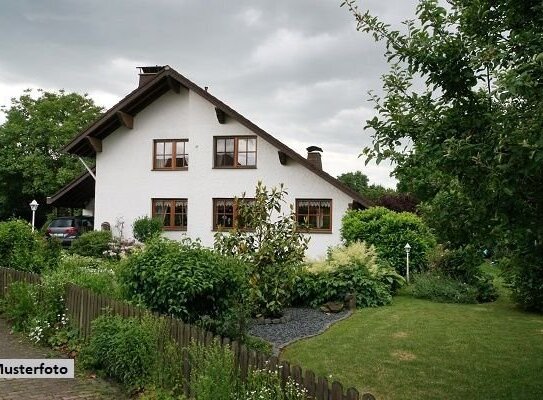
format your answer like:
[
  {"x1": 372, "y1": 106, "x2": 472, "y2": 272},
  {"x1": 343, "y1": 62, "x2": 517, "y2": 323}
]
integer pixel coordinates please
[
  {"x1": 153, "y1": 139, "x2": 188, "y2": 170},
  {"x1": 152, "y1": 199, "x2": 188, "y2": 230},
  {"x1": 296, "y1": 199, "x2": 332, "y2": 232},
  {"x1": 213, "y1": 198, "x2": 254, "y2": 230},
  {"x1": 214, "y1": 136, "x2": 257, "y2": 168}
]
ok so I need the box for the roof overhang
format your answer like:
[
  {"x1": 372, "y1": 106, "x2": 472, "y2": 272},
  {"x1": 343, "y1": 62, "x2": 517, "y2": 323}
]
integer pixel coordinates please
[{"x1": 47, "y1": 169, "x2": 95, "y2": 208}]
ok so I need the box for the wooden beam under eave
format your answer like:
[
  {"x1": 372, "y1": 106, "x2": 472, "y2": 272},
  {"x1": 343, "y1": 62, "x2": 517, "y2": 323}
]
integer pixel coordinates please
[
  {"x1": 215, "y1": 107, "x2": 226, "y2": 124},
  {"x1": 278, "y1": 151, "x2": 288, "y2": 165},
  {"x1": 166, "y1": 76, "x2": 181, "y2": 93},
  {"x1": 116, "y1": 111, "x2": 134, "y2": 129},
  {"x1": 86, "y1": 137, "x2": 102, "y2": 153}
]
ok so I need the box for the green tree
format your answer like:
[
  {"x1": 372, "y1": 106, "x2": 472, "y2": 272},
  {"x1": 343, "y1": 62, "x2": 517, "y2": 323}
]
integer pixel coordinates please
[
  {"x1": 214, "y1": 182, "x2": 309, "y2": 317},
  {"x1": 0, "y1": 89, "x2": 102, "y2": 224},
  {"x1": 342, "y1": 0, "x2": 543, "y2": 310}
]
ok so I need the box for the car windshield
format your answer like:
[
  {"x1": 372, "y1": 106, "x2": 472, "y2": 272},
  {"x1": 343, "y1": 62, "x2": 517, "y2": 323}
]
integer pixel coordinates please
[{"x1": 49, "y1": 219, "x2": 74, "y2": 228}]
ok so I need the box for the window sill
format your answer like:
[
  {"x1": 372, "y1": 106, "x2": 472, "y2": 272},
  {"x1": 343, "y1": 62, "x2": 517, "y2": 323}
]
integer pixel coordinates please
[
  {"x1": 162, "y1": 227, "x2": 188, "y2": 231},
  {"x1": 299, "y1": 229, "x2": 333, "y2": 234},
  {"x1": 152, "y1": 167, "x2": 189, "y2": 171},
  {"x1": 212, "y1": 166, "x2": 257, "y2": 170}
]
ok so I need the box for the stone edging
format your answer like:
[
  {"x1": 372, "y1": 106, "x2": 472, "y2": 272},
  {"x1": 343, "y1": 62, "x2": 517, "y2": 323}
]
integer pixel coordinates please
[{"x1": 274, "y1": 310, "x2": 354, "y2": 356}]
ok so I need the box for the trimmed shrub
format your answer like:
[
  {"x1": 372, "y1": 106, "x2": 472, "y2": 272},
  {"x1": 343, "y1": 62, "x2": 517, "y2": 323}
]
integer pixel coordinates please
[
  {"x1": 71, "y1": 230, "x2": 112, "y2": 258},
  {"x1": 80, "y1": 314, "x2": 159, "y2": 391},
  {"x1": 410, "y1": 273, "x2": 478, "y2": 304},
  {"x1": 132, "y1": 216, "x2": 163, "y2": 243},
  {"x1": 120, "y1": 237, "x2": 250, "y2": 338},
  {"x1": 341, "y1": 207, "x2": 437, "y2": 275},
  {"x1": 0, "y1": 219, "x2": 60, "y2": 273}
]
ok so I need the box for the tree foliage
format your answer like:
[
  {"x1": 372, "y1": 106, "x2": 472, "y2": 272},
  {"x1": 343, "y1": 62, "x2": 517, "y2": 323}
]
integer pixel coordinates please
[
  {"x1": 0, "y1": 90, "x2": 102, "y2": 224},
  {"x1": 338, "y1": 170, "x2": 419, "y2": 212},
  {"x1": 342, "y1": 0, "x2": 543, "y2": 310},
  {"x1": 214, "y1": 182, "x2": 309, "y2": 317}
]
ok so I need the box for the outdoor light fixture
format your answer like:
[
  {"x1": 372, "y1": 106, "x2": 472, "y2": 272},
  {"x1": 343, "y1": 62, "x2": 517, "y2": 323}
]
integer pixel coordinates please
[
  {"x1": 29, "y1": 199, "x2": 39, "y2": 232},
  {"x1": 404, "y1": 243, "x2": 411, "y2": 284}
]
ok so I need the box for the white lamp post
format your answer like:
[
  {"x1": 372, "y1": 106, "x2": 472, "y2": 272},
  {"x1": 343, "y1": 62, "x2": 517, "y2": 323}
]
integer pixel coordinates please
[
  {"x1": 404, "y1": 243, "x2": 411, "y2": 284},
  {"x1": 29, "y1": 200, "x2": 39, "y2": 232}
]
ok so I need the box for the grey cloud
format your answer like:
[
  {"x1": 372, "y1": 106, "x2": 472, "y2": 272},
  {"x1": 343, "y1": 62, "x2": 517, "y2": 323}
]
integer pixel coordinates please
[{"x1": 0, "y1": 0, "x2": 420, "y2": 186}]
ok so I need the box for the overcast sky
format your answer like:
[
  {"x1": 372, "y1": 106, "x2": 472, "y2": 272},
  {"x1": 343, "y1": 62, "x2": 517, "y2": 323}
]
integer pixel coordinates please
[{"x1": 0, "y1": 0, "x2": 420, "y2": 188}]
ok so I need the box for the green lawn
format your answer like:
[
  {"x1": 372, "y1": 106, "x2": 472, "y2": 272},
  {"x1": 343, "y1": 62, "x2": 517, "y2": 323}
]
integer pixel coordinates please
[{"x1": 281, "y1": 277, "x2": 543, "y2": 399}]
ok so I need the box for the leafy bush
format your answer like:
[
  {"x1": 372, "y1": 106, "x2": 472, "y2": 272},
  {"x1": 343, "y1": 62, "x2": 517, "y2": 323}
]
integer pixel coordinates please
[
  {"x1": 0, "y1": 281, "x2": 38, "y2": 331},
  {"x1": 71, "y1": 230, "x2": 112, "y2": 258},
  {"x1": 502, "y1": 254, "x2": 543, "y2": 312},
  {"x1": 0, "y1": 219, "x2": 60, "y2": 273},
  {"x1": 410, "y1": 273, "x2": 479, "y2": 304},
  {"x1": 215, "y1": 182, "x2": 309, "y2": 318},
  {"x1": 187, "y1": 340, "x2": 240, "y2": 400},
  {"x1": 133, "y1": 216, "x2": 163, "y2": 243},
  {"x1": 292, "y1": 267, "x2": 392, "y2": 308},
  {"x1": 120, "y1": 237, "x2": 250, "y2": 338},
  {"x1": 429, "y1": 246, "x2": 498, "y2": 303},
  {"x1": 46, "y1": 254, "x2": 121, "y2": 298},
  {"x1": 374, "y1": 192, "x2": 419, "y2": 213},
  {"x1": 341, "y1": 207, "x2": 437, "y2": 275},
  {"x1": 80, "y1": 314, "x2": 160, "y2": 391},
  {"x1": 292, "y1": 242, "x2": 402, "y2": 308}
]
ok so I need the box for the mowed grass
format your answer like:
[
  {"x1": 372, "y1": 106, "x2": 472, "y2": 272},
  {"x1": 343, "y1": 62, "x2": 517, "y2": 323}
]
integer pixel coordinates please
[{"x1": 281, "y1": 274, "x2": 543, "y2": 399}]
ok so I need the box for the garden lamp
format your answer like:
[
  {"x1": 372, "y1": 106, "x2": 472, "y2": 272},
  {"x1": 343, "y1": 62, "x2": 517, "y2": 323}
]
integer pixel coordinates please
[
  {"x1": 29, "y1": 199, "x2": 39, "y2": 232},
  {"x1": 404, "y1": 243, "x2": 411, "y2": 284}
]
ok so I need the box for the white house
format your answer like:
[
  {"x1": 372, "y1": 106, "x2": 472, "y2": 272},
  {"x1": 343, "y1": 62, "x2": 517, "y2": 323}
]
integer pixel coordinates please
[{"x1": 47, "y1": 66, "x2": 371, "y2": 258}]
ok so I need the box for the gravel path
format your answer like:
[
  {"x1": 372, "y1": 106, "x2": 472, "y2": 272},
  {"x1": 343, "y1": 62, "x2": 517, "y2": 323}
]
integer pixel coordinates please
[{"x1": 249, "y1": 307, "x2": 351, "y2": 354}]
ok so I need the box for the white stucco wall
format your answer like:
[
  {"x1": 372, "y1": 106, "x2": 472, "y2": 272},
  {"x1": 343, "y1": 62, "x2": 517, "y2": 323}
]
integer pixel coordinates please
[{"x1": 94, "y1": 90, "x2": 355, "y2": 258}]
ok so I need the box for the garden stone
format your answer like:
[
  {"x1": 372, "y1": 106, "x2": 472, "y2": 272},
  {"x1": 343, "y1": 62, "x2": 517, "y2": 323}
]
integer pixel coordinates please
[
  {"x1": 264, "y1": 318, "x2": 271, "y2": 324},
  {"x1": 324, "y1": 301, "x2": 344, "y2": 313},
  {"x1": 272, "y1": 318, "x2": 281, "y2": 324}
]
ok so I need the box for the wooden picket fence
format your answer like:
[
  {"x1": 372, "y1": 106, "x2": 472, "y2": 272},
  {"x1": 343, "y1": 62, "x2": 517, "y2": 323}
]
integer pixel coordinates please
[
  {"x1": 0, "y1": 267, "x2": 41, "y2": 298},
  {"x1": 0, "y1": 268, "x2": 374, "y2": 400}
]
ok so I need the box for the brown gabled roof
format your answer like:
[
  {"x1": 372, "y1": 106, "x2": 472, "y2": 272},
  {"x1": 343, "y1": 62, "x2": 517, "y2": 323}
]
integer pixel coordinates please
[
  {"x1": 47, "y1": 168, "x2": 95, "y2": 208},
  {"x1": 63, "y1": 66, "x2": 372, "y2": 208}
]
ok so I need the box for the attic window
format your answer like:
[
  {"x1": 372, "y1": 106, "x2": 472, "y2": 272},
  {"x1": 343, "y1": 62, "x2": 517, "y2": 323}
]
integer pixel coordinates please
[
  {"x1": 214, "y1": 136, "x2": 257, "y2": 168},
  {"x1": 153, "y1": 139, "x2": 188, "y2": 170}
]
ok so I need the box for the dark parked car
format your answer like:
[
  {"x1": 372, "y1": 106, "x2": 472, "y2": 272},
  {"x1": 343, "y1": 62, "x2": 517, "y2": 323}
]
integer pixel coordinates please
[{"x1": 45, "y1": 216, "x2": 94, "y2": 246}]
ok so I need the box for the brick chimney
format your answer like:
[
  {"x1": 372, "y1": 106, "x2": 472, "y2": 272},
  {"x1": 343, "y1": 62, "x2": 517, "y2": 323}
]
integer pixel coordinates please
[
  {"x1": 306, "y1": 146, "x2": 323, "y2": 170},
  {"x1": 137, "y1": 65, "x2": 167, "y2": 87}
]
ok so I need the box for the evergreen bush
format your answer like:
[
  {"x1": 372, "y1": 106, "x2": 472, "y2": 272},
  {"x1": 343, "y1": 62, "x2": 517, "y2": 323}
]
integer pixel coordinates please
[{"x1": 341, "y1": 207, "x2": 436, "y2": 275}]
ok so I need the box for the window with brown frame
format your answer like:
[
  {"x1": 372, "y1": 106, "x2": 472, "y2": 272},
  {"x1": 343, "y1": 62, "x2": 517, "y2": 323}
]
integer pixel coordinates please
[
  {"x1": 153, "y1": 139, "x2": 188, "y2": 170},
  {"x1": 296, "y1": 199, "x2": 332, "y2": 232},
  {"x1": 152, "y1": 199, "x2": 188, "y2": 230},
  {"x1": 212, "y1": 198, "x2": 254, "y2": 230},
  {"x1": 214, "y1": 136, "x2": 257, "y2": 168}
]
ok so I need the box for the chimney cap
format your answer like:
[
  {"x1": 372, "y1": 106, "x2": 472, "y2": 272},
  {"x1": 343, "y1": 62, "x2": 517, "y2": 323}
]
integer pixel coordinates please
[
  {"x1": 137, "y1": 65, "x2": 167, "y2": 74},
  {"x1": 307, "y1": 146, "x2": 323, "y2": 153}
]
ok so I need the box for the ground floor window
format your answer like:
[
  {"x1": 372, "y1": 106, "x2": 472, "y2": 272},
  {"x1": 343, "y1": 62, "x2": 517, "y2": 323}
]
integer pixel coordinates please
[
  {"x1": 152, "y1": 198, "x2": 187, "y2": 230},
  {"x1": 212, "y1": 198, "x2": 254, "y2": 230},
  {"x1": 295, "y1": 199, "x2": 332, "y2": 232}
]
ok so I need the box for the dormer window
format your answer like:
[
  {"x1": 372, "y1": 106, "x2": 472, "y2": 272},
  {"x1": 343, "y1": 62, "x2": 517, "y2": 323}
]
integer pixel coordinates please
[
  {"x1": 153, "y1": 139, "x2": 188, "y2": 170},
  {"x1": 214, "y1": 136, "x2": 257, "y2": 168}
]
